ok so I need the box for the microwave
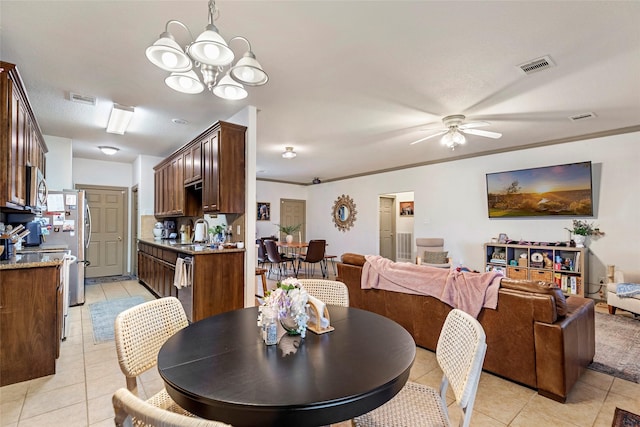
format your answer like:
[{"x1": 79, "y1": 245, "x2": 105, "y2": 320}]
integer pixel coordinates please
[{"x1": 26, "y1": 166, "x2": 48, "y2": 211}]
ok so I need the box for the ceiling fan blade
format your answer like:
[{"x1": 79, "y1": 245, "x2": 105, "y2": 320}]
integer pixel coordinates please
[
  {"x1": 459, "y1": 121, "x2": 489, "y2": 129},
  {"x1": 461, "y1": 128, "x2": 502, "y2": 139},
  {"x1": 410, "y1": 130, "x2": 447, "y2": 145}
]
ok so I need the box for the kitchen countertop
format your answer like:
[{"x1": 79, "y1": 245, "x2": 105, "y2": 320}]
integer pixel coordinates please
[
  {"x1": 138, "y1": 238, "x2": 245, "y2": 255},
  {"x1": 0, "y1": 251, "x2": 67, "y2": 270}
]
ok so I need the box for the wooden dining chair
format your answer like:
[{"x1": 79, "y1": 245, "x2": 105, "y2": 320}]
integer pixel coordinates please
[
  {"x1": 297, "y1": 279, "x2": 349, "y2": 307},
  {"x1": 352, "y1": 309, "x2": 487, "y2": 427},
  {"x1": 295, "y1": 239, "x2": 327, "y2": 278},
  {"x1": 113, "y1": 388, "x2": 231, "y2": 427},
  {"x1": 264, "y1": 239, "x2": 295, "y2": 279},
  {"x1": 114, "y1": 297, "x2": 192, "y2": 418}
]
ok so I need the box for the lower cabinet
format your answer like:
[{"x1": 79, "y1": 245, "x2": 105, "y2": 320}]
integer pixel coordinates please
[
  {"x1": 0, "y1": 265, "x2": 62, "y2": 386},
  {"x1": 137, "y1": 241, "x2": 244, "y2": 322}
]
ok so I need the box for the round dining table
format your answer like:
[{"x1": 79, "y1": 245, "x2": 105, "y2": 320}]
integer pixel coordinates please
[{"x1": 157, "y1": 306, "x2": 416, "y2": 427}]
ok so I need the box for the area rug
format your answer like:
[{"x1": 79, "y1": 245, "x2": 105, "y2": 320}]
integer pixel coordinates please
[
  {"x1": 588, "y1": 312, "x2": 640, "y2": 383},
  {"x1": 612, "y1": 407, "x2": 640, "y2": 427},
  {"x1": 85, "y1": 275, "x2": 137, "y2": 285},
  {"x1": 89, "y1": 296, "x2": 145, "y2": 343}
]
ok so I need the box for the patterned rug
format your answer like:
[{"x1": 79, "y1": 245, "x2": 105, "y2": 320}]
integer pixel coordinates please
[
  {"x1": 88, "y1": 296, "x2": 145, "y2": 343},
  {"x1": 85, "y1": 275, "x2": 137, "y2": 285},
  {"x1": 612, "y1": 407, "x2": 640, "y2": 427},
  {"x1": 588, "y1": 312, "x2": 640, "y2": 383}
]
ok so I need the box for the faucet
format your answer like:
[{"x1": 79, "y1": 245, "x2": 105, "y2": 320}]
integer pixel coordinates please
[{"x1": 193, "y1": 218, "x2": 210, "y2": 243}]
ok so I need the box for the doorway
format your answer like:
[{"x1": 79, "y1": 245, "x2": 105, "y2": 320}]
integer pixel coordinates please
[
  {"x1": 280, "y1": 199, "x2": 306, "y2": 242},
  {"x1": 379, "y1": 195, "x2": 396, "y2": 260},
  {"x1": 77, "y1": 184, "x2": 128, "y2": 278},
  {"x1": 131, "y1": 185, "x2": 138, "y2": 277}
]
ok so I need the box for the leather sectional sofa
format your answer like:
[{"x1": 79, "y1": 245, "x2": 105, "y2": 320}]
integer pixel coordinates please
[{"x1": 337, "y1": 253, "x2": 595, "y2": 402}]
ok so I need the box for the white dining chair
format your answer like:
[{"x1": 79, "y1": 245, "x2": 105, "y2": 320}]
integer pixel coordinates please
[
  {"x1": 114, "y1": 297, "x2": 192, "y2": 417},
  {"x1": 113, "y1": 388, "x2": 232, "y2": 427},
  {"x1": 297, "y1": 279, "x2": 349, "y2": 307},
  {"x1": 352, "y1": 309, "x2": 487, "y2": 427}
]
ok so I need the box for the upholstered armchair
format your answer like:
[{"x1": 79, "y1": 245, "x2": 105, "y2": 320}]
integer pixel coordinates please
[
  {"x1": 416, "y1": 238, "x2": 451, "y2": 268},
  {"x1": 607, "y1": 268, "x2": 640, "y2": 316}
]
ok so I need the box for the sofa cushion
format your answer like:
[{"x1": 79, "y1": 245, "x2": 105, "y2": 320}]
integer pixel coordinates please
[
  {"x1": 423, "y1": 251, "x2": 448, "y2": 264},
  {"x1": 501, "y1": 278, "x2": 567, "y2": 316}
]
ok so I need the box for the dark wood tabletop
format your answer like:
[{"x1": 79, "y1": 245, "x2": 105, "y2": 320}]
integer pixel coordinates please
[{"x1": 158, "y1": 306, "x2": 415, "y2": 427}]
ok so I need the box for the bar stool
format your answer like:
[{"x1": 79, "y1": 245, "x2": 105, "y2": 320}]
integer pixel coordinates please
[{"x1": 255, "y1": 267, "x2": 268, "y2": 296}]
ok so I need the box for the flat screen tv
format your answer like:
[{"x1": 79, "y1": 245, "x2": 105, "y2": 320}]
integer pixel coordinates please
[{"x1": 486, "y1": 161, "x2": 593, "y2": 218}]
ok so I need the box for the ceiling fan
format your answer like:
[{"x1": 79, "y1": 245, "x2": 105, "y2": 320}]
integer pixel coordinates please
[{"x1": 410, "y1": 114, "x2": 502, "y2": 149}]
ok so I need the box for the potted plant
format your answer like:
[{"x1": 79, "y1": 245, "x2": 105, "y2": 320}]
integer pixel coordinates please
[
  {"x1": 208, "y1": 224, "x2": 227, "y2": 243},
  {"x1": 277, "y1": 223, "x2": 301, "y2": 243},
  {"x1": 565, "y1": 220, "x2": 604, "y2": 248}
]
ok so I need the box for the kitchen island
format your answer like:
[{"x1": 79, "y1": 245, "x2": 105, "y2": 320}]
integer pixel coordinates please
[
  {"x1": 137, "y1": 238, "x2": 245, "y2": 322},
  {"x1": 0, "y1": 252, "x2": 64, "y2": 386}
]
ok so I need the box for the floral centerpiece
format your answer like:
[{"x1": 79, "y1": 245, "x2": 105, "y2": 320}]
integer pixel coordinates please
[{"x1": 258, "y1": 277, "x2": 309, "y2": 337}]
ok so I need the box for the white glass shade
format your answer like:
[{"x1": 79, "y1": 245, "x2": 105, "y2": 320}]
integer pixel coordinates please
[
  {"x1": 145, "y1": 32, "x2": 192, "y2": 72},
  {"x1": 212, "y1": 75, "x2": 248, "y2": 100},
  {"x1": 187, "y1": 24, "x2": 234, "y2": 66},
  {"x1": 98, "y1": 146, "x2": 119, "y2": 155},
  {"x1": 165, "y1": 70, "x2": 205, "y2": 94},
  {"x1": 441, "y1": 130, "x2": 466, "y2": 147},
  {"x1": 282, "y1": 147, "x2": 297, "y2": 159},
  {"x1": 229, "y1": 52, "x2": 269, "y2": 86}
]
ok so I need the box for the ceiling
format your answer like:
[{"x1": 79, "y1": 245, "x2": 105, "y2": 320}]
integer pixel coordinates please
[{"x1": 2, "y1": 1, "x2": 639, "y2": 185}]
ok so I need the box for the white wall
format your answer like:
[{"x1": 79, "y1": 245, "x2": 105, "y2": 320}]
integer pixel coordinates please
[
  {"x1": 258, "y1": 131, "x2": 639, "y2": 296},
  {"x1": 73, "y1": 158, "x2": 133, "y2": 188},
  {"x1": 255, "y1": 181, "x2": 309, "y2": 239},
  {"x1": 43, "y1": 135, "x2": 73, "y2": 190},
  {"x1": 133, "y1": 155, "x2": 163, "y2": 216}
]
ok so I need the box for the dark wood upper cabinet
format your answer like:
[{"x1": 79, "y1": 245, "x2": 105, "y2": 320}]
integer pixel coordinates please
[
  {"x1": 1, "y1": 61, "x2": 47, "y2": 211},
  {"x1": 154, "y1": 120, "x2": 246, "y2": 217}
]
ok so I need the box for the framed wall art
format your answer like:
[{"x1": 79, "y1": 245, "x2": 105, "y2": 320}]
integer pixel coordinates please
[
  {"x1": 257, "y1": 202, "x2": 270, "y2": 221},
  {"x1": 399, "y1": 201, "x2": 414, "y2": 216}
]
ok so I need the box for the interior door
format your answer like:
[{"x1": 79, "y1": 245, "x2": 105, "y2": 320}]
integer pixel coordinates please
[
  {"x1": 280, "y1": 199, "x2": 306, "y2": 242},
  {"x1": 379, "y1": 196, "x2": 395, "y2": 260},
  {"x1": 80, "y1": 185, "x2": 128, "y2": 277}
]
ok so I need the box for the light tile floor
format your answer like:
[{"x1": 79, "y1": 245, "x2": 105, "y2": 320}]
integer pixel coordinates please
[{"x1": 1, "y1": 277, "x2": 638, "y2": 427}]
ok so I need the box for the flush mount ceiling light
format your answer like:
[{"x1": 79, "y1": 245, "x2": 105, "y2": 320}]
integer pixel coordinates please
[
  {"x1": 282, "y1": 147, "x2": 297, "y2": 159},
  {"x1": 146, "y1": 0, "x2": 268, "y2": 100},
  {"x1": 106, "y1": 104, "x2": 135, "y2": 134},
  {"x1": 98, "y1": 146, "x2": 119, "y2": 155}
]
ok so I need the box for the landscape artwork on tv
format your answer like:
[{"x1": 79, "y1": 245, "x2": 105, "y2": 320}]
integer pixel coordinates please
[{"x1": 486, "y1": 161, "x2": 593, "y2": 218}]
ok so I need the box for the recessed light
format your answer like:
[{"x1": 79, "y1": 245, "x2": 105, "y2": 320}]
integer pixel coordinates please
[{"x1": 172, "y1": 118, "x2": 188, "y2": 125}]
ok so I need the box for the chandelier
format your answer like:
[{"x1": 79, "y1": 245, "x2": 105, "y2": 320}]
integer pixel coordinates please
[{"x1": 145, "y1": 0, "x2": 268, "y2": 100}]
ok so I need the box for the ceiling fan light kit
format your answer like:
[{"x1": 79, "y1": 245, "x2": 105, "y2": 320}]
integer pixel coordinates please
[
  {"x1": 412, "y1": 114, "x2": 502, "y2": 150},
  {"x1": 145, "y1": 0, "x2": 268, "y2": 100}
]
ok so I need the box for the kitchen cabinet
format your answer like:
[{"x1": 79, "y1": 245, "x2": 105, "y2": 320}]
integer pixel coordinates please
[
  {"x1": 202, "y1": 121, "x2": 246, "y2": 214},
  {"x1": 1, "y1": 61, "x2": 47, "y2": 211},
  {"x1": 153, "y1": 149, "x2": 199, "y2": 218},
  {"x1": 137, "y1": 239, "x2": 244, "y2": 322},
  {"x1": 0, "y1": 264, "x2": 62, "y2": 386},
  {"x1": 154, "y1": 120, "x2": 246, "y2": 217},
  {"x1": 183, "y1": 140, "x2": 202, "y2": 185}
]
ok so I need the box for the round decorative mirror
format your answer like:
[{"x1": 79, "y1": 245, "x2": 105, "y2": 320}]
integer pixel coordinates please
[{"x1": 332, "y1": 194, "x2": 357, "y2": 232}]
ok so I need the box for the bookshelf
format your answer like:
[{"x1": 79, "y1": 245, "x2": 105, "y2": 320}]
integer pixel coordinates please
[{"x1": 484, "y1": 242, "x2": 588, "y2": 297}]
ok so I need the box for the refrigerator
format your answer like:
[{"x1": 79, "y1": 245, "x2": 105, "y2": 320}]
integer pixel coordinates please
[{"x1": 42, "y1": 190, "x2": 91, "y2": 306}]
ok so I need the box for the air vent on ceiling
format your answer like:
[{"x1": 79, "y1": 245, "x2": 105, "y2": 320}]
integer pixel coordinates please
[
  {"x1": 517, "y1": 55, "x2": 555, "y2": 75},
  {"x1": 569, "y1": 112, "x2": 597, "y2": 122},
  {"x1": 69, "y1": 92, "x2": 97, "y2": 106}
]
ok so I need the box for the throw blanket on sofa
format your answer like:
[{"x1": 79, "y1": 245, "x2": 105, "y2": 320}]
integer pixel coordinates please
[{"x1": 362, "y1": 255, "x2": 502, "y2": 318}]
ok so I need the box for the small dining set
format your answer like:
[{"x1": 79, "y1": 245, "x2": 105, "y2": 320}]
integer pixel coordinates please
[
  {"x1": 257, "y1": 238, "x2": 331, "y2": 279},
  {"x1": 110, "y1": 274, "x2": 489, "y2": 427}
]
